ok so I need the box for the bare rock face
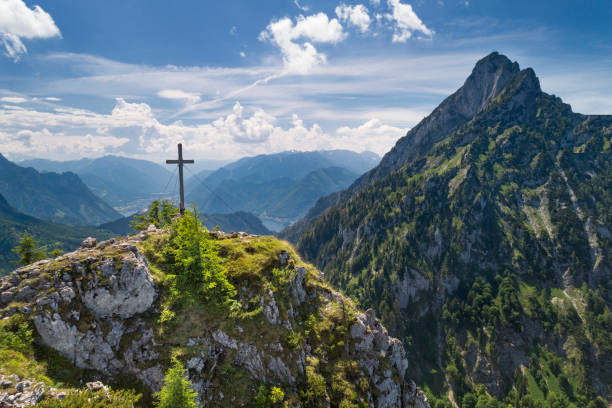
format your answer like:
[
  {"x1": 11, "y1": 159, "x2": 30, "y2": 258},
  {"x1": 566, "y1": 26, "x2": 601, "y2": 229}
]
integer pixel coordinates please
[
  {"x1": 81, "y1": 250, "x2": 156, "y2": 319},
  {"x1": 0, "y1": 233, "x2": 159, "y2": 385}
]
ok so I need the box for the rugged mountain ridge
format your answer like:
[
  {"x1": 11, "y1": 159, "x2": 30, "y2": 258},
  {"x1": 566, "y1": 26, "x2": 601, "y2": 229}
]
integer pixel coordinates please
[
  {"x1": 289, "y1": 52, "x2": 612, "y2": 406},
  {"x1": 188, "y1": 150, "x2": 378, "y2": 231},
  {"x1": 0, "y1": 228, "x2": 429, "y2": 407},
  {"x1": 20, "y1": 155, "x2": 174, "y2": 215},
  {"x1": 0, "y1": 154, "x2": 121, "y2": 226}
]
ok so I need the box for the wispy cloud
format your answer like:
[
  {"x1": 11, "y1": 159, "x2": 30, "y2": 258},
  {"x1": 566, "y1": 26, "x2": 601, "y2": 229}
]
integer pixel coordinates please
[
  {"x1": 157, "y1": 89, "x2": 201, "y2": 105},
  {"x1": 293, "y1": 0, "x2": 310, "y2": 12},
  {"x1": 0, "y1": 96, "x2": 27, "y2": 103}
]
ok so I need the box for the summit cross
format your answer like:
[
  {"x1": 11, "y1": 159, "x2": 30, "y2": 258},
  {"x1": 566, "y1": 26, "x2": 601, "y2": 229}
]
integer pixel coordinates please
[{"x1": 166, "y1": 143, "x2": 194, "y2": 216}]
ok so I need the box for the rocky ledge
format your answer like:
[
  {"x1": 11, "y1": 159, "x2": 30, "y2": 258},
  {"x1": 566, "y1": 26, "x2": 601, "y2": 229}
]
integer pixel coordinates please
[{"x1": 0, "y1": 229, "x2": 428, "y2": 407}]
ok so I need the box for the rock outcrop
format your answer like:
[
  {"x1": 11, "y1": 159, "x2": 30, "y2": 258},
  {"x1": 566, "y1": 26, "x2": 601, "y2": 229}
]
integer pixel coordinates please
[{"x1": 0, "y1": 230, "x2": 429, "y2": 407}]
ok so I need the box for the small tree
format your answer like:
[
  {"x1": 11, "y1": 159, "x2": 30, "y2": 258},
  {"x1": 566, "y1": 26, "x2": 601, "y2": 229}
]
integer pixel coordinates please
[
  {"x1": 12, "y1": 233, "x2": 46, "y2": 266},
  {"x1": 131, "y1": 199, "x2": 179, "y2": 231},
  {"x1": 154, "y1": 358, "x2": 198, "y2": 408},
  {"x1": 164, "y1": 207, "x2": 235, "y2": 304}
]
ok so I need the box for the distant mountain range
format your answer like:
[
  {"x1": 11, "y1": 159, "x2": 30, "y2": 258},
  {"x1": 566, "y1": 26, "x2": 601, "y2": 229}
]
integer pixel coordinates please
[
  {"x1": 0, "y1": 193, "x2": 115, "y2": 275},
  {"x1": 187, "y1": 150, "x2": 379, "y2": 231},
  {"x1": 100, "y1": 210, "x2": 272, "y2": 236},
  {"x1": 0, "y1": 154, "x2": 122, "y2": 226},
  {"x1": 20, "y1": 155, "x2": 175, "y2": 215}
]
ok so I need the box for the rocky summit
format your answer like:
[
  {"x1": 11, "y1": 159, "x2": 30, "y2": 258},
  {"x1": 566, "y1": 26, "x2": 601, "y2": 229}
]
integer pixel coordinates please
[
  {"x1": 288, "y1": 52, "x2": 612, "y2": 407},
  {"x1": 0, "y1": 227, "x2": 429, "y2": 407}
]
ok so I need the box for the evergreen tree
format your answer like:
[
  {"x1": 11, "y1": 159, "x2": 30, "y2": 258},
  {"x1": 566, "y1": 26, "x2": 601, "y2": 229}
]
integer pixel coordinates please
[
  {"x1": 131, "y1": 199, "x2": 178, "y2": 231},
  {"x1": 11, "y1": 233, "x2": 46, "y2": 266},
  {"x1": 154, "y1": 359, "x2": 198, "y2": 408}
]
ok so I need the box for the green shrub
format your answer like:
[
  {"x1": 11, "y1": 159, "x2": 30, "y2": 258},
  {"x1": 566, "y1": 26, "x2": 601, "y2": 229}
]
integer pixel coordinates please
[
  {"x1": 154, "y1": 358, "x2": 198, "y2": 408},
  {"x1": 0, "y1": 316, "x2": 33, "y2": 352},
  {"x1": 164, "y1": 208, "x2": 235, "y2": 305},
  {"x1": 131, "y1": 199, "x2": 177, "y2": 231},
  {"x1": 12, "y1": 232, "x2": 46, "y2": 266}
]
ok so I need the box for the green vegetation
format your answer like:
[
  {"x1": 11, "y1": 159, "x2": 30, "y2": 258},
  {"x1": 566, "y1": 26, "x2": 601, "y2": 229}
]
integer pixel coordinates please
[
  {"x1": 131, "y1": 199, "x2": 177, "y2": 231},
  {"x1": 154, "y1": 359, "x2": 198, "y2": 408},
  {"x1": 11, "y1": 232, "x2": 48, "y2": 266},
  {"x1": 127, "y1": 206, "x2": 385, "y2": 407},
  {"x1": 0, "y1": 193, "x2": 115, "y2": 275},
  {"x1": 36, "y1": 389, "x2": 141, "y2": 408},
  {"x1": 253, "y1": 384, "x2": 286, "y2": 408},
  {"x1": 292, "y1": 55, "x2": 612, "y2": 406}
]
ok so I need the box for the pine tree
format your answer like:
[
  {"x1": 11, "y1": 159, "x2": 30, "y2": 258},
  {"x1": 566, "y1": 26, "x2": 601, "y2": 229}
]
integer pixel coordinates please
[
  {"x1": 12, "y1": 233, "x2": 46, "y2": 266},
  {"x1": 154, "y1": 358, "x2": 198, "y2": 408}
]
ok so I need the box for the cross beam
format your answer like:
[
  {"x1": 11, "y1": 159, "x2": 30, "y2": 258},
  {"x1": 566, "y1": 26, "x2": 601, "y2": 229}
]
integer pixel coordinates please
[{"x1": 166, "y1": 143, "x2": 194, "y2": 216}]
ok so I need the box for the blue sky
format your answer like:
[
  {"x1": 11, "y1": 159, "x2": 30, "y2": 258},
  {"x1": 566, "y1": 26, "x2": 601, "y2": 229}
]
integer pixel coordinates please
[{"x1": 1, "y1": 0, "x2": 611, "y2": 163}]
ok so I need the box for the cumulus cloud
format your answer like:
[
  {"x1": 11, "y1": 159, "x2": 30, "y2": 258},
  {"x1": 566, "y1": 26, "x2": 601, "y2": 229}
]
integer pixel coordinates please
[
  {"x1": 0, "y1": 98, "x2": 405, "y2": 160},
  {"x1": 259, "y1": 13, "x2": 346, "y2": 74},
  {"x1": 336, "y1": 118, "x2": 405, "y2": 153},
  {"x1": 335, "y1": 4, "x2": 371, "y2": 33},
  {"x1": 0, "y1": 0, "x2": 61, "y2": 61},
  {"x1": 386, "y1": 0, "x2": 432, "y2": 42},
  {"x1": 157, "y1": 89, "x2": 201, "y2": 105},
  {"x1": 370, "y1": 0, "x2": 381, "y2": 5},
  {"x1": 213, "y1": 102, "x2": 275, "y2": 144}
]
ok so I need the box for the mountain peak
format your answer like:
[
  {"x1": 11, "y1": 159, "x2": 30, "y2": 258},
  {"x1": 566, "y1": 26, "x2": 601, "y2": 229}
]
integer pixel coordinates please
[{"x1": 458, "y1": 51, "x2": 521, "y2": 116}]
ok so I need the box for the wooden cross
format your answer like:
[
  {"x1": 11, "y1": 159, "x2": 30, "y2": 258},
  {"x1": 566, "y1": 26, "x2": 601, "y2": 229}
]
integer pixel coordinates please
[{"x1": 166, "y1": 143, "x2": 194, "y2": 216}]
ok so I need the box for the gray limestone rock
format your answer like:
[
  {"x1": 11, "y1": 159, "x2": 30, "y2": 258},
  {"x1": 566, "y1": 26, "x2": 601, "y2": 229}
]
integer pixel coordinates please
[
  {"x1": 0, "y1": 290, "x2": 13, "y2": 304},
  {"x1": 82, "y1": 251, "x2": 156, "y2": 319},
  {"x1": 290, "y1": 267, "x2": 307, "y2": 304},
  {"x1": 81, "y1": 237, "x2": 97, "y2": 249},
  {"x1": 261, "y1": 290, "x2": 279, "y2": 325}
]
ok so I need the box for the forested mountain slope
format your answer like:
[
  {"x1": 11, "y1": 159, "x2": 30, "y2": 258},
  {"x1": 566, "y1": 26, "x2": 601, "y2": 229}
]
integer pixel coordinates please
[
  {"x1": 187, "y1": 150, "x2": 377, "y2": 230},
  {"x1": 291, "y1": 52, "x2": 612, "y2": 406},
  {"x1": 0, "y1": 194, "x2": 114, "y2": 275},
  {"x1": 0, "y1": 154, "x2": 121, "y2": 226}
]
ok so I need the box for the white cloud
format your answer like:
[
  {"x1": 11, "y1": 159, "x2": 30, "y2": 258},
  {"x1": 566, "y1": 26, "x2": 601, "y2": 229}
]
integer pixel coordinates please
[
  {"x1": 0, "y1": 96, "x2": 27, "y2": 103},
  {"x1": 386, "y1": 0, "x2": 432, "y2": 42},
  {"x1": 335, "y1": 4, "x2": 371, "y2": 33},
  {"x1": 0, "y1": 97, "x2": 407, "y2": 161},
  {"x1": 157, "y1": 89, "x2": 201, "y2": 105},
  {"x1": 336, "y1": 118, "x2": 405, "y2": 154},
  {"x1": 213, "y1": 102, "x2": 275, "y2": 144},
  {"x1": 229, "y1": 26, "x2": 237, "y2": 36},
  {"x1": 370, "y1": 0, "x2": 381, "y2": 5},
  {"x1": 259, "y1": 13, "x2": 346, "y2": 74},
  {"x1": 44, "y1": 97, "x2": 61, "y2": 102},
  {"x1": 0, "y1": 127, "x2": 129, "y2": 158},
  {"x1": 240, "y1": 51, "x2": 246, "y2": 58},
  {"x1": 0, "y1": 0, "x2": 61, "y2": 61}
]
